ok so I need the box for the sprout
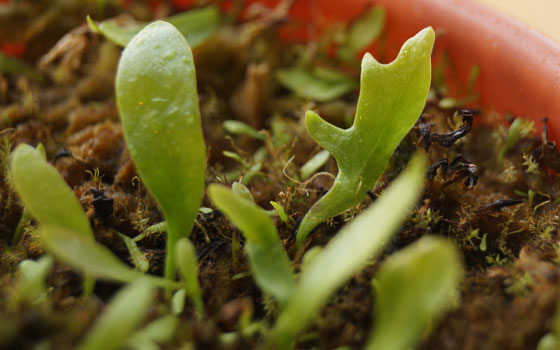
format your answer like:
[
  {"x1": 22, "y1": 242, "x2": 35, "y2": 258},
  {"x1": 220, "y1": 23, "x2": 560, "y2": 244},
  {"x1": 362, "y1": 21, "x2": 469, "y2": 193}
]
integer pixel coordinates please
[
  {"x1": 116, "y1": 21, "x2": 206, "y2": 280},
  {"x1": 296, "y1": 27, "x2": 435, "y2": 245}
]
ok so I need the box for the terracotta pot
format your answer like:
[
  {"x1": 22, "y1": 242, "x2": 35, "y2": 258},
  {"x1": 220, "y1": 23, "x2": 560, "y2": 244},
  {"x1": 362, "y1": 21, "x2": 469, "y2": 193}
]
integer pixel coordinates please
[{"x1": 239, "y1": 0, "x2": 560, "y2": 141}]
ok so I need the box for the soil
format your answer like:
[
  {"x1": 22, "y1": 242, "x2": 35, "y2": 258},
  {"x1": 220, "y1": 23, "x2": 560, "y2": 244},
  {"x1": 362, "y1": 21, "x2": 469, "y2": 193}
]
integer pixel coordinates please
[{"x1": 2, "y1": 1, "x2": 560, "y2": 350}]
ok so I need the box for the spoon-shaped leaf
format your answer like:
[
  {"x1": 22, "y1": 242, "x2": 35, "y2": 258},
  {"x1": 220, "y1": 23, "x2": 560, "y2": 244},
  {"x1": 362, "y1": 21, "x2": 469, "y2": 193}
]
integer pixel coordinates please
[
  {"x1": 208, "y1": 184, "x2": 295, "y2": 305},
  {"x1": 269, "y1": 153, "x2": 427, "y2": 348},
  {"x1": 10, "y1": 144, "x2": 92, "y2": 237},
  {"x1": 88, "y1": 6, "x2": 219, "y2": 47},
  {"x1": 296, "y1": 27, "x2": 435, "y2": 245},
  {"x1": 79, "y1": 280, "x2": 155, "y2": 350},
  {"x1": 116, "y1": 21, "x2": 206, "y2": 280},
  {"x1": 366, "y1": 236, "x2": 462, "y2": 350}
]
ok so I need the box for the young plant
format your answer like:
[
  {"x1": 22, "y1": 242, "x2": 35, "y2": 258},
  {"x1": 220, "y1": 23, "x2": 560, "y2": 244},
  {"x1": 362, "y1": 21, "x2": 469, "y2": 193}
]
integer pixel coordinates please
[
  {"x1": 9, "y1": 144, "x2": 180, "y2": 289},
  {"x1": 210, "y1": 153, "x2": 428, "y2": 348},
  {"x1": 296, "y1": 27, "x2": 435, "y2": 245},
  {"x1": 366, "y1": 236, "x2": 461, "y2": 350},
  {"x1": 116, "y1": 21, "x2": 206, "y2": 280},
  {"x1": 88, "y1": 5, "x2": 219, "y2": 48}
]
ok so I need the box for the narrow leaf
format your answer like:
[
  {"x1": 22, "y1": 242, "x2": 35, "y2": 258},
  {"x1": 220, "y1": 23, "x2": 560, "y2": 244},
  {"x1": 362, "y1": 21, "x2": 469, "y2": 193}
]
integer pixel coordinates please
[
  {"x1": 10, "y1": 144, "x2": 92, "y2": 237},
  {"x1": 40, "y1": 225, "x2": 180, "y2": 289},
  {"x1": 296, "y1": 27, "x2": 435, "y2": 245},
  {"x1": 209, "y1": 184, "x2": 295, "y2": 305},
  {"x1": 0, "y1": 53, "x2": 44, "y2": 83},
  {"x1": 276, "y1": 66, "x2": 358, "y2": 102},
  {"x1": 223, "y1": 120, "x2": 266, "y2": 141},
  {"x1": 175, "y1": 238, "x2": 204, "y2": 314},
  {"x1": 366, "y1": 236, "x2": 462, "y2": 350},
  {"x1": 79, "y1": 280, "x2": 155, "y2": 350},
  {"x1": 338, "y1": 6, "x2": 386, "y2": 62},
  {"x1": 88, "y1": 6, "x2": 219, "y2": 47},
  {"x1": 120, "y1": 233, "x2": 150, "y2": 272},
  {"x1": 269, "y1": 154, "x2": 427, "y2": 348},
  {"x1": 116, "y1": 21, "x2": 206, "y2": 280},
  {"x1": 300, "y1": 149, "x2": 330, "y2": 180},
  {"x1": 126, "y1": 315, "x2": 178, "y2": 350}
]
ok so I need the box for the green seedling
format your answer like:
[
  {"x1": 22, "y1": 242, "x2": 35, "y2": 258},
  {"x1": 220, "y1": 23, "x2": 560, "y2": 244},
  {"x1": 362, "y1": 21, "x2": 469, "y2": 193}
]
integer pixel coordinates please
[
  {"x1": 10, "y1": 144, "x2": 179, "y2": 289},
  {"x1": 366, "y1": 236, "x2": 461, "y2": 350},
  {"x1": 175, "y1": 238, "x2": 204, "y2": 315},
  {"x1": 300, "y1": 149, "x2": 330, "y2": 180},
  {"x1": 498, "y1": 117, "x2": 536, "y2": 162},
  {"x1": 126, "y1": 315, "x2": 178, "y2": 350},
  {"x1": 87, "y1": 5, "x2": 219, "y2": 48},
  {"x1": 270, "y1": 201, "x2": 290, "y2": 224},
  {"x1": 119, "y1": 233, "x2": 150, "y2": 272},
  {"x1": 276, "y1": 66, "x2": 358, "y2": 102},
  {"x1": 223, "y1": 120, "x2": 266, "y2": 141},
  {"x1": 296, "y1": 27, "x2": 435, "y2": 245},
  {"x1": 9, "y1": 255, "x2": 53, "y2": 308},
  {"x1": 336, "y1": 5, "x2": 386, "y2": 62},
  {"x1": 78, "y1": 280, "x2": 155, "y2": 350},
  {"x1": 269, "y1": 153, "x2": 427, "y2": 348},
  {"x1": 116, "y1": 21, "x2": 206, "y2": 280},
  {"x1": 209, "y1": 184, "x2": 296, "y2": 305}
]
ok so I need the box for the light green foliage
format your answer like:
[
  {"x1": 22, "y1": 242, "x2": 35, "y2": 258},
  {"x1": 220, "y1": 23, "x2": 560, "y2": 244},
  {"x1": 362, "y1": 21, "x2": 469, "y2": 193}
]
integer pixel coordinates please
[
  {"x1": 87, "y1": 6, "x2": 219, "y2": 47},
  {"x1": 276, "y1": 66, "x2": 358, "y2": 102},
  {"x1": 10, "y1": 144, "x2": 92, "y2": 237},
  {"x1": 119, "y1": 233, "x2": 150, "y2": 272},
  {"x1": 9, "y1": 255, "x2": 53, "y2": 307},
  {"x1": 232, "y1": 181, "x2": 254, "y2": 203},
  {"x1": 40, "y1": 226, "x2": 180, "y2": 289},
  {"x1": 300, "y1": 149, "x2": 330, "y2": 180},
  {"x1": 116, "y1": 21, "x2": 206, "y2": 280},
  {"x1": 0, "y1": 53, "x2": 44, "y2": 83},
  {"x1": 269, "y1": 154, "x2": 427, "y2": 348},
  {"x1": 209, "y1": 184, "x2": 296, "y2": 305},
  {"x1": 223, "y1": 120, "x2": 266, "y2": 141},
  {"x1": 498, "y1": 118, "x2": 536, "y2": 162},
  {"x1": 270, "y1": 201, "x2": 289, "y2": 224},
  {"x1": 366, "y1": 236, "x2": 461, "y2": 350},
  {"x1": 171, "y1": 289, "x2": 187, "y2": 315},
  {"x1": 175, "y1": 238, "x2": 204, "y2": 314},
  {"x1": 296, "y1": 27, "x2": 435, "y2": 245},
  {"x1": 79, "y1": 281, "x2": 155, "y2": 350},
  {"x1": 337, "y1": 5, "x2": 386, "y2": 62},
  {"x1": 126, "y1": 315, "x2": 178, "y2": 350}
]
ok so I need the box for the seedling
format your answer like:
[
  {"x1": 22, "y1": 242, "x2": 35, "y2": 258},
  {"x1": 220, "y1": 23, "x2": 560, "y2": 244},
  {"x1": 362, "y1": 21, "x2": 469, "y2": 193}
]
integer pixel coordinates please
[
  {"x1": 211, "y1": 154, "x2": 433, "y2": 348},
  {"x1": 296, "y1": 27, "x2": 435, "y2": 245},
  {"x1": 116, "y1": 21, "x2": 206, "y2": 280}
]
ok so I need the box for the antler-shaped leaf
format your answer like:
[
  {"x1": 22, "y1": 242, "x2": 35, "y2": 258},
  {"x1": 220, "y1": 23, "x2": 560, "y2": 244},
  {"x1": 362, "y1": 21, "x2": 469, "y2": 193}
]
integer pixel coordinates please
[{"x1": 296, "y1": 27, "x2": 435, "y2": 245}]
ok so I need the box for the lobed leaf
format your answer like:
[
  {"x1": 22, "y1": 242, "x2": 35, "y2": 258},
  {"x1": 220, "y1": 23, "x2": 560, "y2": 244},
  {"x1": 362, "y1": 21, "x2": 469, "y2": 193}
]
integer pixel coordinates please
[
  {"x1": 78, "y1": 280, "x2": 155, "y2": 350},
  {"x1": 269, "y1": 154, "x2": 427, "y2": 349},
  {"x1": 116, "y1": 21, "x2": 206, "y2": 279},
  {"x1": 88, "y1": 6, "x2": 219, "y2": 47},
  {"x1": 366, "y1": 236, "x2": 462, "y2": 350},
  {"x1": 209, "y1": 184, "x2": 295, "y2": 305},
  {"x1": 276, "y1": 66, "x2": 358, "y2": 102},
  {"x1": 296, "y1": 27, "x2": 435, "y2": 245}
]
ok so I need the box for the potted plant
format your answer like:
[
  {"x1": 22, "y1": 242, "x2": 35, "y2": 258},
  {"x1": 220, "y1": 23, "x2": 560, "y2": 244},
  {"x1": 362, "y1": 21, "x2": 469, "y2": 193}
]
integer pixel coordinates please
[{"x1": 1, "y1": 1, "x2": 560, "y2": 350}]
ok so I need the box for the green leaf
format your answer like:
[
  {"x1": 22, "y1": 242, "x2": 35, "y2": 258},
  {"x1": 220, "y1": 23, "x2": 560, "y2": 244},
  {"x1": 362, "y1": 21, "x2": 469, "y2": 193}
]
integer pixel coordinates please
[
  {"x1": 296, "y1": 27, "x2": 435, "y2": 245},
  {"x1": 223, "y1": 120, "x2": 266, "y2": 141},
  {"x1": 270, "y1": 201, "x2": 289, "y2": 223},
  {"x1": 88, "y1": 6, "x2": 219, "y2": 47},
  {"x1": 40, "y1": 225, "x2": 180, "y2": 289},
  {"x1": 275, "y1": 66, "x2": 358, "y2": 102},
  {"x1": 300, "y1": 149, "x2": 330, "y2": 180},
  {"x1": 126, "y1": 315, "x2": 178, "y2": 350},
  {"x1": 9, "y1": 255, "x2": 53, "y2": 307},
  {"x1": 232, "y1": 181, "x2": 254, "y2": 202},
  {"x1": 366, "y1": 236, "x2": 462, "y2": 350},
  {"x1": 338, "y1": 6, "x2": 386, "y2": 62},
  {"x1": 175, "y1": 238, "x2": 204, "y2": 314},
  {"x1": 116, "y1": 21, "x2": 206, "y2": 280},
  {"x1": 209, "y1": 184, "x2": 295, "y2": 305},
  {"x1": 119, "y1": 232, "x2": 150, "y2": 272},
  {"x1": 0, "y1": 53, "x2": 44, "y2": 83},
  {"x1": 269, "y1": 154, "x2": 427, "y2": 348},
  {"x1": 10, "y1": 144, "x2": 92, "y2": 237},
  {"x1": 498, "y1": 118, "x2": 536, "y2": 162},
  {"x1": 79, "y1": 280, "x2": 155, "y2": 350}
]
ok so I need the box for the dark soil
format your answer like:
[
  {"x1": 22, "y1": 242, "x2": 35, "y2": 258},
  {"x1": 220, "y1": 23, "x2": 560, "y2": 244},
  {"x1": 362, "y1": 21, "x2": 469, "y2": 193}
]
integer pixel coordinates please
[{"x1": 2, "y1": 1, "x2": 560, "y2": 350}]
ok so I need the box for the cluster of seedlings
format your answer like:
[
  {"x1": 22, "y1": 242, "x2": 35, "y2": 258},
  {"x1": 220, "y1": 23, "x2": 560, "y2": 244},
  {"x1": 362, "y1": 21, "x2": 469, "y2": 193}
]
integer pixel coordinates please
[{"x1": 1, "y1": 1, "x2": 560, "y2": 350}]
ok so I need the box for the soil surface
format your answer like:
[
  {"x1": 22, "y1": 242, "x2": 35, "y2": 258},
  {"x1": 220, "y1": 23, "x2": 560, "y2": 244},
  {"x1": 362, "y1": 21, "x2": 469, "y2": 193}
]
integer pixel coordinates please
[{"x1": 1, "y1": 1, "x2": 560, "y2": 350}]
